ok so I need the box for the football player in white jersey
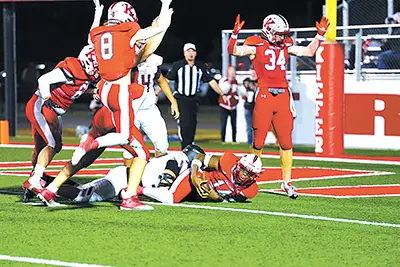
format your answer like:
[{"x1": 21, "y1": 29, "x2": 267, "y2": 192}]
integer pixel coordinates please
[
  {"x1": 45, "y1": 145, "x2": 203, "y2": 204},
  {"x1": 133, "y1": 54, "x2": 179, "y2": 157}
]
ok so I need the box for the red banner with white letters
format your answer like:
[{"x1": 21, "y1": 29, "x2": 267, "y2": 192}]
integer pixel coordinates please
[{"x1": 315, "y1": 43, "x2": 344, "y2": 156}]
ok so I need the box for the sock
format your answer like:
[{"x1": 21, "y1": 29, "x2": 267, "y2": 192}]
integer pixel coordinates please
[
  {"x1": 47, "y1": 183, "x2": 59, "y2": 194},
  {"x1": 30, "y1": 164, "x2": 45, "y2": 182}
]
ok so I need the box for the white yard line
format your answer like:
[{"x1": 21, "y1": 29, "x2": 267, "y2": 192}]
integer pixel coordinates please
[
  {"x1": 1, "y1": 144, "x2": 399, "y2": 165},
  {"x1": 0, "y1": 255, "x2": 114, "y2": 267},
  {"x1": 146, "y1": 202, "x2": 400, "y2": 228}
]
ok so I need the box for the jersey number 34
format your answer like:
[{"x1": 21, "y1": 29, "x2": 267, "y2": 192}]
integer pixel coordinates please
[{"x1": 264, "y1": 49, "x2": 286, "y2": 71}]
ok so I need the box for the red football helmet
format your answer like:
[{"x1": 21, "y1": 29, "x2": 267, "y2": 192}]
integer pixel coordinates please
[
  {"x1": 78, "y1": 45, "x2": 99, "y2": 81},
  {"x1": 107, "y1": 1, "x2": 137, "y2": 24},
  {"x1": 233, "y1": 154, "x2": 262, "y2": 186},
  {"x1": 262, "y1": 14, "x2": 290, "y2": 44}
]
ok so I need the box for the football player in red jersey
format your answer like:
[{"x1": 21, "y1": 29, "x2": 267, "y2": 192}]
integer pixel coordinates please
[
  {"x1": 22, "y1": 45, "x2": 100, "y2": 196},
  {"x1": 188, "y1": 152, "x2": 262, "y2": 202},
  {"x1": 69, "y1": 0, "x2": 174, "y2": 210},
  {"x1": 228, "y1": 14, "x2": 330, "y2": 199}
]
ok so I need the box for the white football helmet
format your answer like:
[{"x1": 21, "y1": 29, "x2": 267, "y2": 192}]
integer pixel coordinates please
[
  {"x1": 262, "y1": 14, "x2": 290, "y2": 44},
  {"x1": 78, "y1": 45, "x2": 99, "y2": 81},
  {"x1": 108, "y1": 1, "x2": 137, "y2": 24},
  {"x1": 234, "y1": 154, "x2": 262, "y2": 186}
]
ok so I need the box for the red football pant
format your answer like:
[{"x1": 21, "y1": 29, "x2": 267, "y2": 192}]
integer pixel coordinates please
[
  {"x1": 253, "y1": 88, "x2": 294, "y2": 150},
  {"x1": 170, "y1": 169, "x2": 192, "y2": 203},
  {"x1": 96, "y1": 82, "x2": 149, "y2": 160},
  {"x1": 26, "y1": 94, "x2": 62, "y2": 165}
]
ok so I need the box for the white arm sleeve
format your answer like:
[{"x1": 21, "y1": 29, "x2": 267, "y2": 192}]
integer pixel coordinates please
[{"x1": 37, "y1": 68, "x2": 70, "y2": 98}]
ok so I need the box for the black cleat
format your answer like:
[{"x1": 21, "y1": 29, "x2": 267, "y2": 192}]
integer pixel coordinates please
[{"x1": 22, "y1": 189, "x2": 35, "y2": 203}]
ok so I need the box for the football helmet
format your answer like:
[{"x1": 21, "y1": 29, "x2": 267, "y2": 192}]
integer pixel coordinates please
[
  {"x1": 108, "y1": 1, "x2": 137, "y2": 24},
  {"x1": 233, "y1": 154, "x2": 262, "y2": 186},
  {"x1": 78, "y1": 45, "x2": 99, "y2": 81},
  {"x1": 261, "y1": 14, "x2": 290, "y2": 44},
  {"x1": 182, "y1": 144, "x2": 205, "y2": 164}
]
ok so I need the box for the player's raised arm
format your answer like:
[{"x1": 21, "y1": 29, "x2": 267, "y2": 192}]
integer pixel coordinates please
[
  {"x1": 129, "y1": 0, "x2": 173, "y2": 48},
  {"x1": 228, "y1": 14, "x2": 256, "y2": 57},
  {"x1": 288, "y1": 16, "x2": 330, "y2": 57},
  {"x1": 87, "y1": 0, "x2": 104, "y2": 45}
]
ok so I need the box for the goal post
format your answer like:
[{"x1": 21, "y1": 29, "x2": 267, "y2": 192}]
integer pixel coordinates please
[{"x1": 314, "y1": 0, "x2": 345, "y2": 156}]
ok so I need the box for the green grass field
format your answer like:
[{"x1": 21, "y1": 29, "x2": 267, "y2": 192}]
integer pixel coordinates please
[{"x1": 0, "y1": 139, "x2": 399, "y2": 267}]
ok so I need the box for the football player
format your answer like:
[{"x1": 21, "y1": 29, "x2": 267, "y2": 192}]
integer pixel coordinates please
[
  {"x1": 228, "y1": 14, "x2": 330, "y2": 199},
  {"x1": 69, "y1": 0, "x2": 174, "y2": 210},
  {"x1": 36, "y1": 145, "x2": 204, "y2": 205},
  {"x1": 22, "y1": 45, "x2": 100, "y2": 195}
]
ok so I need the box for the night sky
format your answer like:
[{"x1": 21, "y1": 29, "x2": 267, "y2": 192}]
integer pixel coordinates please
[{"x1": 1, "y1": 0, "x2": 326, "y2": 69}]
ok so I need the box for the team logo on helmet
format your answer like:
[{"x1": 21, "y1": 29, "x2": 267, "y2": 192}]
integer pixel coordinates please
[
  {"x1": 262, "y1": 14, "x2": 290, "y2": 45},
  {"x1": 78, "y1": 45, "x2": 99, "y2": 81},
  {"x1": 108, "y1": 1, "x2": 137, "y2": 24}
]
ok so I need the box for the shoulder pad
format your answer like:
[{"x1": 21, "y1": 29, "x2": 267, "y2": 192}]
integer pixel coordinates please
[
  {"x1": 146, "y1": 54, "x2": 163, "y2": 67},
  {"x1": 244, "y1": 36, "x2": 264, "y2": 46}
]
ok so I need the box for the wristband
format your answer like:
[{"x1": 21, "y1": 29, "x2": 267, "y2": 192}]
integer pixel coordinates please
[{"x1": 231, "y1": 34, "x2": 238, "y2": 39}]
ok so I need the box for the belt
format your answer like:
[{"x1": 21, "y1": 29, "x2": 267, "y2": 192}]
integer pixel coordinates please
[{"x1": 268, "y1": 88, "x2": 286, "y2": 96}]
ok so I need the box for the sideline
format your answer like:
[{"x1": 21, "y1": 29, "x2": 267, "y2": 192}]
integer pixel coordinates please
[{"x1": 0, "y1": 255, "x2": 114, "y2": 267}]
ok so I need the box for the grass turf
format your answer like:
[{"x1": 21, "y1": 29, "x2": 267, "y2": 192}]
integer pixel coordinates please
[{"x1": 0, "y1": 144, "x2": 399, "y2": 266}]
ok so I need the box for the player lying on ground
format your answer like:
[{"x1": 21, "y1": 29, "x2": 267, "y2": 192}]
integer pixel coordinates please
[
  {"x1": 228, "y1": 14, "x2": 329, "y2": 199},
  {"x1": 30, "y1": 145, "x2": 203, "y2": 205},
  {"x1": 22, "y1": 0, "x2": 103, "y2": 194}
]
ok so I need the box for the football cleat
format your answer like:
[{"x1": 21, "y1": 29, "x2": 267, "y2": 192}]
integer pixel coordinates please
[
  {"x1": 37, "y1": 188, "x2": 62, "y2": 207},
  {"x1": 22, "y1": 178, "x2": 43, "y2": 194},
  {"x1": 120, "y1": 195, "x2": 154, "y2": 211},
  {"x1": 281, "y1": 182, "x2": 298, "y2": 199},
  {"x1": 22, "y1": 189, "x2": 35, "y2": 203}
]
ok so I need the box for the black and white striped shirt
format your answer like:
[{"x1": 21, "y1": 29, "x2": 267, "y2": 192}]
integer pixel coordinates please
[{"x1": 165, "y1": 59, "x2": 214, "y2": 97}]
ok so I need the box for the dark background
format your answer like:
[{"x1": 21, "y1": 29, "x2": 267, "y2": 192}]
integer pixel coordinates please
[{"x1": 1, "y1": 0, "x2": 326, "y2": 67}]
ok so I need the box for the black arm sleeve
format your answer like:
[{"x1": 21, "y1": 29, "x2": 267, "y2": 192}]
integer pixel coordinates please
[{"x1": 165, "y1": 61, "x2": 179, "y2": 81}]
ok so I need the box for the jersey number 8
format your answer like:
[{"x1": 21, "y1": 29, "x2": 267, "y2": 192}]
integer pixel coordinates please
[{"x1": 100, "y1": 33, "x2": 113, "y2": 60}]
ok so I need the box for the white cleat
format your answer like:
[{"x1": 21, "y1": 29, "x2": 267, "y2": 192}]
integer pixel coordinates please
[{"x1": 281, "y1": 182, "x2": 299, "y2": 199}]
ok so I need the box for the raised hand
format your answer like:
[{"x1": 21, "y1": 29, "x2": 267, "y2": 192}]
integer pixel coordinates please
[
  {"x1": 233, "y1": 14, "x2": 245, "y2": 35},
  {"x1": 316, "y1": 16, "x2": 330, "y2": 36}
]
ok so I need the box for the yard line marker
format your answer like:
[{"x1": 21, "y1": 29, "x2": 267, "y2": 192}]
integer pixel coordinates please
[
  {"x1": 1, "y1": 143, "x2": 399, "y2": 165},
  {"x1": 146, "y1": 202, "x2": 400, "y2": 228},
  {"x1": 0, "y1": 255, "x2": 114, "y2": 267}
]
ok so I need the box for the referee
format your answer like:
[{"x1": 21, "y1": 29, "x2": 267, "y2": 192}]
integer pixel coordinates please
[{"x1": 166, "y1": 43, "x2": 224, "y2": 149}]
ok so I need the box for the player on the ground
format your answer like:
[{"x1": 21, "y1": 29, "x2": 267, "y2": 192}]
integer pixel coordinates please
[
  {"x1": 22, "y1": 45, "x2": 100, "y2": 195},
  {"x1": 35, "y1": 145, "x2": 204, "y2": 205},
  {"x1": 227, "y1": 14, "x2": 330, "y2": 199},
  {"x1": 67, "y1": 0, "x2": 174, "y2": 210},
  {"x1": 189, "y1": 152, "x2": 262, "y2": 202}
]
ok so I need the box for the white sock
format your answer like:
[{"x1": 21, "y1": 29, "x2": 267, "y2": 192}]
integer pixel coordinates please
[
  {"x1": 47, "y1": 183, "x2": 59, "y2": 194},
  {"x1": 96, "y1": 133, "x2": 129, "y2": 148},
  {"x1": 30, "y1": 164, "x2": 45, "y2": 182}
]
